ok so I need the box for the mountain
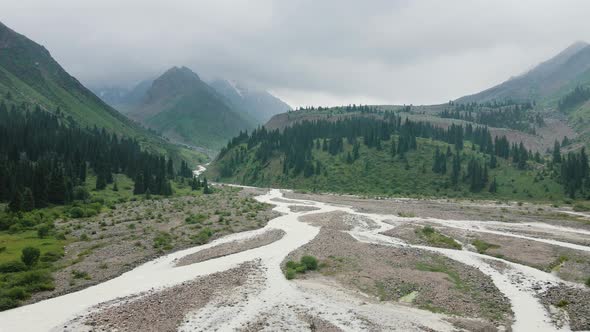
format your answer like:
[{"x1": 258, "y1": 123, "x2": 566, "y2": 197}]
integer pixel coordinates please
[
  {"x1": 208, "y1": 106, "x2": 574, "y2": 201},
  {"x1": 90, "y1": 79, "x2": 152, "y2": 113},
  {"x1": 127, "y1": 66, "x2": 254, "y2": 150},
  {"x1": 0, "y1": 21, "x2": 205, "y2": 165},
  {"x1": 209, "y1": 79, "x2": 292, "y2": 123},
  {"x1": 456, "y1": 41, "x2": 590, "y2": 104}
]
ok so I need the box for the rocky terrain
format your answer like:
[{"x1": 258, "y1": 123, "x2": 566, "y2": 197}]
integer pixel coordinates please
[{"x1": 0, "y1": 186, "x2": 589, "y2": 332}]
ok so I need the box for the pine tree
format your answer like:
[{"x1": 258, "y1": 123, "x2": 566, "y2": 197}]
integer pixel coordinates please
[
  {"x1": 489, "y1": 177, "x2": 498, "y2": 193},
  {"x1": 96, "y1": 171, "x2": 107, "y2": 190},
  {"x1": 451, "y1": 154, "x2": 461, "y2": 186},
  {"x1": 553, "y1": 140, "x2": 561, "y2": 164},
  {"x1": 8, "y1": 189, "x2": 24, "y2": 212}
]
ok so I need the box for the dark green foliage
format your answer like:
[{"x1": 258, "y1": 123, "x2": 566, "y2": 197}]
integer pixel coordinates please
[
  {"x1": 558, "y1": 85, "x2": 590, "y2": 111},
  {"x1": 553, "y1": 140, "x2": 562, "y2": 164},
  {"x1": 284, "y1": 255, "x2": 319, "y2": 279},
  {"x1": 489, "y1": 177, "x2": 498, "y2": 193},
  {"x1": 301, "y1": 255, "x2": 318, "y2": 270},
  {"x1": 217, "y1": 111, "x2": 500, "y2": 180},
  {"x1": 440, "y1": 101, "x2": 542, "y2": 133},
  {"x1": 36, "y1": 224, "x2": 50, "y2": 238},
  {"x1": 560, "y1": 148, "x2": 590, "y2": 198},
  {"x1": 0, "y1": 103, "x2": 180, "y2": 206},
  {"x1": 20, "y1": 247, "x2": 40, "y2": 267},
  {"x1": 0, "y1": 261, "x2": 27, "y2": 273}
]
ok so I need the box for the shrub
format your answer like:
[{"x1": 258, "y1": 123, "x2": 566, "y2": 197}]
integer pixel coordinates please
[
  {"x1": 5, "y1": 286, "x2": 28, "y2": 300},
  {"x1": 73, "y1": 186, "x2": 90, "y2": 201},
  {"x1": 284, "y1": 255, "x2": 320, "y2": 279},
  {"x1": 422, "y1": 225, "x2": 435, "y2": 235},
  {"x1": 71, "y1": 270, "x2": 91, "y2": 280},
  {"x1": 40, "y1": 251, "x2": 63, "y2": 262},
  {"x1": 21, "y1": 247, "x2": 40, "y2": 267},
  {"x1": 153, "y1": 232, "x2": 173, "y2": 250},
  {"x1": 69, "y1": 207, "x2": 85, "y2": 219},
  {"x1": 585, "y1": 277, "x2": 590, "y2": 288},
  {"x1": 301, "y1": 256, "x2": 318, "y2": 271},
  {"x1": 0, "y1": 261, "x2": 28, "y2": 273},
  {"x1": 37, "y1": 224, "x2": 50, "y2": 238},
  {"x1": 0, "y1": 297, "x2": 18, "y2": 311},
  {"x1": 193, "y1": 228, "x2": 213, "y2": 245},
  {"x1": 285, "y1": 268, "x2": 296, "y2": 280},
  {"x1": 9, "y1": 270, "x2": 54, "y2": 292}
]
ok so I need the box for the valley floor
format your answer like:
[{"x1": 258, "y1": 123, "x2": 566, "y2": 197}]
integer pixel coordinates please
[{"x1": 0, "y1": 185, "x2": 589, "y2": 332}]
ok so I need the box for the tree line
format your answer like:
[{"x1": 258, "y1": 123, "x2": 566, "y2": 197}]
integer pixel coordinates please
[{"x1": 0, "y1": 101, "x2": 191, "y2": 212}]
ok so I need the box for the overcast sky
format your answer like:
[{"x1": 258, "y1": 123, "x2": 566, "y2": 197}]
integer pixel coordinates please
[{"x1": 2, "y1": 0, "x2": 590, "y2": 107}]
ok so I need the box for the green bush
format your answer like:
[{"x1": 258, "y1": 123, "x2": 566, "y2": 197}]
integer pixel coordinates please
[
  {"x1": 286, "y1": 261, "x2": 299, "y2": 269},
  {"x1": 73, "y1": 186, "x2": 90, "y2": 201},
  {"x1": 422, "y1": 225, "x2": 435, "y2": 235},
  {"x1": 0, "y1": 297, "x2": 18, "y2": 311},
  {"x1": 37, "y1": 224, "x2": 50, "y2": 238},
  {"x1": 285, "y1": 268, "x2": 296, "y2": 280},
  {"x1": 40, "y1": 251, "x2": 63, "y2": 263},
  {"x1": 0, "y1": 261, "x2": 28, "y2": 273},
  {"x1": 5, "y1": 286, "x2": 28, "y2": 300},
  {"x1": 69, "y1": 207, "x2": 85, "y2": 218},
  {"x1": 8, "y1": 270, "x2": 54, "y2": 292},
  {"x1": 21, "y1": 247, "x2": 40, "y2": 267},
  {"x1": 153, "y1": 232, "x2": 173, "y2": 250},
  {"x1": 301, "y1": 256, "x2": 318, "y2": 271},
  {"x1": 585, "y1": 277, "x2": 590, "y2": 288},
  {"x1": 193, "y1": 228, "x2": 213, "y2": 245},
  {"x1": 284, "y1": 255, "x2": 320, "y2": 279}
]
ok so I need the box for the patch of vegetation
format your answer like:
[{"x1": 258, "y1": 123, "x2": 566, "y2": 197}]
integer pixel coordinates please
[
  {"x1": 415, "y1": 261, "x2": 467, "y2": 291},
  {"x1": 556, "y1": 299, "x2": 569, "y2": 308},
  {"x1": 548, "y1": 255, "x2": 569, "y2": 271},
  {"x1": 153, "y1": 232, "x2": 173, "y2": 250},
  {"x1": 472, "y1": 239, "x2": 501, "y2": 254},
  {"x1": 185, "y1": 213, "x2": 208, "y2": 224},
  {"x1": 416, "y1": 226, "x2": 461, "y2": 249},
  {"x1": 71, "y1": 270, "x2": 91, "y2": 280},
  {"x1": 585, "y1": 277, "x2": 590, "y2": 287},
  {"x1": 284, "y1": 255, "x2": 319, "y2": 279},
  {"x1": 191, "y1": 228, "x2": 213, "y2": 245},
  {"x1": 573, "y1": 202, "x2": 590, "y2": 212}
]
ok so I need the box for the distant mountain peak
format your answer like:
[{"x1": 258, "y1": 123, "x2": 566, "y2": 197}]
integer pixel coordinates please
[{"x1": 159, "y1": 66, "x2": 201, "y2": 82}]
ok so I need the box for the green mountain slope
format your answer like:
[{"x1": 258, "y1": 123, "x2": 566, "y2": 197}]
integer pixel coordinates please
[
  {"x1": 0, "y1": 21, "x2": 205, "y2": 165},
  {"x1": 208, "y1": 110, "x2": 578, "y2": 202},
  {"x1": 128, "y1": 67, "x2": 255, "y2": 150},
  {"x1": 209, "y1": 79, "x2": 292, "y2": 123}
]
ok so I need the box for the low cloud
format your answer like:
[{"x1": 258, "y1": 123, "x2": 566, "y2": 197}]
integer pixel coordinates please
[{"x1": 2, "y1": 0, "x2": 590, "y2": 106}]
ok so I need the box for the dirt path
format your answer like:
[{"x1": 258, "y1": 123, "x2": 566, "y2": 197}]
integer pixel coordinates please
[{"x1": 0, "y1": 187, "x2": 588, "y2": 331}]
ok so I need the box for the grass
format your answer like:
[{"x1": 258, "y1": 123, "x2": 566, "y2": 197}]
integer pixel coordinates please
[
  {"x1": 548, "y1": 255, "x2": 569, "y2": 271},
  {"x1": 416, "y1": 226, "x2": 462, "y2": 250},
  {"x1": 472, "y1": 239, "x2": 501, "y2": 254},
  {"x1": 415, "y1": 261, "x2": 467, "y2": 291},
  {"x1": 0, "y1": 231, "x2": 66, "y2": 263}
]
